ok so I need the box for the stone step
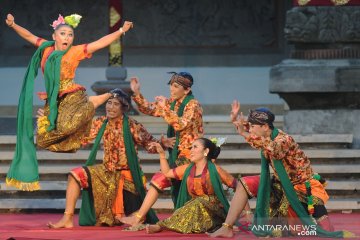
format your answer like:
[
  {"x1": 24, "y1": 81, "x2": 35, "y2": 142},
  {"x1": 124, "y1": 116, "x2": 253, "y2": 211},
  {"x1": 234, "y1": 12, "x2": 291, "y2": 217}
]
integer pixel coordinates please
[
  {"x1": 0, "y1": 198, "x2": 358, "y2": 211},
  {"x1": 0, "y1": 133, "x2": 353, "y2": 150},
  {"x1": 1, "y1": 148, "x2": 359, "y2": 162},
  {"x1": 0, "y1": 115, "x2": 284, "y2": 135},
  {"x1": 1, "y1": 162, "x2": 359, "y2": 176},
  {"x1": 1, "y1": 180, "x2": 358, "y2": 192}
]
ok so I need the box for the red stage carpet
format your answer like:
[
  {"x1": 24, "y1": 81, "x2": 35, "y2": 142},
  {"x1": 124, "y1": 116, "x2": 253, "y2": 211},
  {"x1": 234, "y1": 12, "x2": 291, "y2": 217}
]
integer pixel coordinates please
[{"x1": 0, "y1": 213, "x2": 359, "y2": 240}]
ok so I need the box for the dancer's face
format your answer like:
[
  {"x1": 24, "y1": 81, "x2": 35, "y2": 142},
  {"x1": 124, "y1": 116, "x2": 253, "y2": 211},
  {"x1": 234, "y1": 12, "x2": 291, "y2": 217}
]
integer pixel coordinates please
[
  {"x1": 249, "y1": 124, "x2": 268, "y2": 137},
  {"x1": 52, "y1": 25, "x2": 74, "y2": 51},
  {"x1": 169, "y1": 82, "x2": 191, "y2": 101},
  {"x1": 106, "y1": 98, "x2": 123, "y2": 119},
  {"x1": 190, "y1": 139, "x2": 209, "y2": 163}
]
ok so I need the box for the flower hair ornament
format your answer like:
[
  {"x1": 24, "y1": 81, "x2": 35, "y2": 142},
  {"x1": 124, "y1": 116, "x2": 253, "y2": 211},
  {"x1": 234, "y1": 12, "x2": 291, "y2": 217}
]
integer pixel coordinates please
[
  {"x1": 210, "y1": 137, "x2": 227, "y2": 147},
  {"x1": 51, "y1": 14, "x2": 82, "y2": 29}
]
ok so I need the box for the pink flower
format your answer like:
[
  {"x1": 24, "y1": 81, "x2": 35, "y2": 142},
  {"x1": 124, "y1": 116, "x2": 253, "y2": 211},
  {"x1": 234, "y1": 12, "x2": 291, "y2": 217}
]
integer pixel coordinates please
[{"x1": 51, "y1": 14, "x2": 65, "y2": 30}]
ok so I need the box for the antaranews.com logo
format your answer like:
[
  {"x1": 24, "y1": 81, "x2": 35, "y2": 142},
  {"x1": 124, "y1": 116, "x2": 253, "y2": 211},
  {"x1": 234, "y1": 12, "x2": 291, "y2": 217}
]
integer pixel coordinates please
[{"x1": 251, "y1": 224, "x2": 317, "y2": 236}]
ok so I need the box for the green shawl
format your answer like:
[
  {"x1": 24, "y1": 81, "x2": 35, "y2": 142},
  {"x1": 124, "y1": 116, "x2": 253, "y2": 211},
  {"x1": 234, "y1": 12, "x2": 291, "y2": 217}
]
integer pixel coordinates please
[
  {"x1": 166, "y1": 94, "x2": 194, "y2": 204},
  {"x1": 6, "y1": 41, "x2": 69, "y2": 191},
  {"x1": 175, "y1": 162, "x2": 230, "y2": 214},
  {"x1": 167, "y1": 94, "x2": 194, "y2": 166},
  {"x1": 79, "y1": 115, "x2": 158, "y2": 225},
  {"x1": 252, "y1": 128, "x2": 347, "y2": 238}
]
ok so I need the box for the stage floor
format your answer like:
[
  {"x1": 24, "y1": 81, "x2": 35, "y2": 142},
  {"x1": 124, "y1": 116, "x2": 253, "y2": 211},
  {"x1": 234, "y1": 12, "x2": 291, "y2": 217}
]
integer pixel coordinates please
[{"x1": 0, "y1": 213, "x2": 359, "y2": 240}]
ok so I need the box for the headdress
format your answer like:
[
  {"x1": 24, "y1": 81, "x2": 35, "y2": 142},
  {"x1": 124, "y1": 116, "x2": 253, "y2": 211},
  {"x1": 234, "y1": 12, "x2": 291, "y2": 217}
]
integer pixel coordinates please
[
  {"x1": 167, "y1": 71, "x2": 193, "y2": 88},
  {"x1": 109, "y1": 88, "x2": 130, "y2": 111},
  {"x1": 210, "y1": 137, "x2": 227, "y2": 147},
  {"x1": 248, "y1": 107, "x2": 275, "y2": 128},
  {"x1": 51, "y1": 14, "x2": 82, "y2": 30}
]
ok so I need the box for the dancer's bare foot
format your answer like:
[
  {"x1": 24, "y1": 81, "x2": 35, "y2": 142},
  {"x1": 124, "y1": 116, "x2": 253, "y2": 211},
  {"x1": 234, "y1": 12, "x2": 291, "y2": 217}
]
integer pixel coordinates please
[
  {"x1": 117, "y1": 211, "x2": 144, "y2": 227},
  {"x1": 47, "y1": 214, "x2": 74, "y2": 229},
  {"x1": 145, "y1": 224, "x2": 162, "y2": 234},
  {"x1": 207, "y1": 226, "x2": 234, "y2": 238}
]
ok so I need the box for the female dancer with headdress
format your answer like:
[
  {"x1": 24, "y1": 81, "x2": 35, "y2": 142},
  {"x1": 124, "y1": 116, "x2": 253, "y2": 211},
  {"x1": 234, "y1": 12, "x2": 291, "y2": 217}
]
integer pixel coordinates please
[
  {"x1": 144, "y1": 138, "x2": 237, "y2": 234},
  {"x1": 5, "y1": 13, "x2": 133, "y2": 190}
]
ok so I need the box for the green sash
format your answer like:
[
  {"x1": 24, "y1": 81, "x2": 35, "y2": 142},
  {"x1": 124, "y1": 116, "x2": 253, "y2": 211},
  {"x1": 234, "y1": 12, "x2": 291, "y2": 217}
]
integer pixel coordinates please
[
  {"x1": 79, "y1": 119, "x2": 108, "y2": 226},
  {"x1": 175, "y1": 162, "x2": 230, "y2": 214},
  {"x1": 166, "y1": 94, "x2": 194, "y2": 204},
  {"x1": 166, "y1": 94, "x2": 194, "y2": 166},
  {"x1": 79, "y1": 115, "x2": 158, "y2": 225},
  {"x1": 252, "y1": 128, "x2": 348, "y2": 238},
  {"x1": 6, "y1": 41, "x2": 69, "y2": 191}
]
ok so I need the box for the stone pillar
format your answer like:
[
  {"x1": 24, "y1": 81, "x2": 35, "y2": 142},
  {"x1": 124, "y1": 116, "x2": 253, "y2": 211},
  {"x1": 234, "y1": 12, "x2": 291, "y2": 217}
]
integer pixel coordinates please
[
  {"x1": 270, "y1": 2, "x2": 360, "y2": 148},
  {"x1": 91, "y1": 0, "x2": 137, "y2": 115}
]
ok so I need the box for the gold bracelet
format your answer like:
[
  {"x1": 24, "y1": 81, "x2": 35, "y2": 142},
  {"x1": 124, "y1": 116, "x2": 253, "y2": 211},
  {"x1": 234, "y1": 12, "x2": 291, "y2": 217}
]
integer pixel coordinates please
[
  {"x1": 64, "y1": 211, "x2": 74, "y2": 216},
  {"x1": 134, "y1": 211, "x2": 143, "y2": 220},
  {"x1": 222, "y1": 222, "x2": 233, "y2": 229}
]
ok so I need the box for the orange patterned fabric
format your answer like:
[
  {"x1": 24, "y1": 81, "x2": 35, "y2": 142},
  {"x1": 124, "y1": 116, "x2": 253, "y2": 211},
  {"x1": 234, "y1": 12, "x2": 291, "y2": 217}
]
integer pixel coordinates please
[
  {"x1": 172, "y1": 163, "x2": 236, "y2": 197},
  {"x1": 82, "y1": 116, "x2": 159, "y2": 171},
  {"x1": 245, "y1": 129, "x2": 313, "y2": 186},
  {"x1": 35, "y1": 38, "x2": 91, "y2": 99},
  {"x1": 112, "y1": 169, "x2": 146, "y2": 217},
  {"x1": 294, "y1": 179, "x2": 329, "y2": 203},
  {"x1": 132, "y1": 93, "x2": 203, "y2": 161}
]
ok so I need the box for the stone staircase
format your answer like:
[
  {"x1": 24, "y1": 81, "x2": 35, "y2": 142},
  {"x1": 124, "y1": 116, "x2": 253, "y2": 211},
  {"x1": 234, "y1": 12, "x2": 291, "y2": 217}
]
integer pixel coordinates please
[{"x1": 0, "y1": 115, "x2": 359, "y2": 213}]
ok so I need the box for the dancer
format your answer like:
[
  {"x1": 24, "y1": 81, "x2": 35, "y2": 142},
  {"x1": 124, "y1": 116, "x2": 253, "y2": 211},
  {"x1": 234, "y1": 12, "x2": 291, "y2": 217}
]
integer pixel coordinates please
[
  {"x1": 47, "y1": 89, "x2": 171, "y2": 228},
  {"x1": 119, "y1": 72, "x2": 203, "y2": 226},
  {"x1": 209, "y1": 101, "x2": 353, "y2": 238},
  {"x1": 5, "y1": 13, "x2": 132, "y2": 190},
  {"x1": 145, "y1": 138, "x2": 236, "y2": 234}
]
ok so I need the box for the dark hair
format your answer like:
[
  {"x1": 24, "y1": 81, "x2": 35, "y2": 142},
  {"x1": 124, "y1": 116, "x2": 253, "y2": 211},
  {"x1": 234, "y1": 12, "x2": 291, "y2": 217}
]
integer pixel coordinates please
[
  {"x1": 248, "y1": 107, "x2": 275, "y2": 130},
  {"x1": 167, "y1": 72, "x2": 194, "y2": 95},
  {"x1": 197, "y1": 138, "x2": 221, "y2": 160},
  {"x1": 54, "y1": 24, "x2": 74, "y2": 31},
  {"x1": 108, "y1": 88, "x2": 130, "y2": 112}
]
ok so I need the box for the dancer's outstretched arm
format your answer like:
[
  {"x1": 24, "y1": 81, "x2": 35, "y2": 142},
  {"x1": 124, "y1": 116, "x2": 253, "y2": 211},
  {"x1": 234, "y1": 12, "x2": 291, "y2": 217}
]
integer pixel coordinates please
[
  {"x1": 148, "y1": 142, "x2": 175, "y2": 178},
  {"x1": 87, "y1": 21, "x2": 133, "y2": 54},
  {"x1": 6, "y1": 14, "x2": 39, "y2": 45}
]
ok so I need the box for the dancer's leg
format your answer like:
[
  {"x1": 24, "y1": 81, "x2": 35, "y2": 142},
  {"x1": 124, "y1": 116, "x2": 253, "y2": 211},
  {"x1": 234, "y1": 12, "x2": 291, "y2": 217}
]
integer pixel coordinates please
[
  {"x1": 47, "y1": 175, "x2": 80, "y2": 228},
  {"x1": 208, "y1": 183, "x2": 249, "y2": 238},
  {"x1": 89, "y1": 93, "x2": 111, "y2": 109},
  {"x1": 118, "y1": 186, "x2": 159, "y2": 226}
]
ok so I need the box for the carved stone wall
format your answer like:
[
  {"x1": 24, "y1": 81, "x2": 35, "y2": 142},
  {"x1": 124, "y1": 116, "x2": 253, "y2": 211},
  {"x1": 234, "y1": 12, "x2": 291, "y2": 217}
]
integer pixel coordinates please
[
  {"x1": 122, "y1": 0, "x2": 279, "y2": 51},
  {"x1": 1, "y1": 0, "x2": 289, "y2": 67},
  {"x1": 0, "y1": 0, "x2": 108, "y2": 66},
  {"x1": 285, "y1": 7, "x2": 360, "y2": 43}
]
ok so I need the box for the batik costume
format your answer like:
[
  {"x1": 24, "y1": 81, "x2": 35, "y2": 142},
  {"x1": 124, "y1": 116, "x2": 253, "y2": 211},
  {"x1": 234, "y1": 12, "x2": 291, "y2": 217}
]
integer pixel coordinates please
[
  {"x1": 71, "y1": 115, "x2": 158, "y2": 226},
  {"x1": 35, "y1": 38, "x2": 94, "y2": 152},
  {"x1": 156, "y1": 162, "x2": 236, "y2": 233},
  {"x1": 240, "y1": 109, "x2": 351, "y2": 237},
  {"x1": 7, "y1": 39, "x2": 95, "y2": 190},
  {"x1": 132, "y1": 87, "x2": 203, "y2": 202}
]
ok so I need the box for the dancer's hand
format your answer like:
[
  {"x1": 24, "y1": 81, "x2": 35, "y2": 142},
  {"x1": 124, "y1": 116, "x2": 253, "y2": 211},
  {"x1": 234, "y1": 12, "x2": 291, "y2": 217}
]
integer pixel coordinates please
[
  {"x1": 148, "y1": 142, "x2": 165, "y2": 156},
  {"x1": 161, "y1": 135, "x2": 175, "y2": 148},
  {"x1": 6, "y1": 14, "x2": 15, "y2": 27},
  {"x1": 233, "y1": 112, "x2": 248, "y2": 137},
  {"x1": 230, "y1": 100, "x2": 240, "y2": 123},
  {"x1": 130, "y1": 77, "x2": 140, "y2": 95},
  {"x1": 120, "y1": 21, "x2": 133, "y2": 33},
  {"x1": 155, "y1": 96, "x2": 167, "y2": 108},
  {"x1": 36, "y1": 108, "x2": 45, "y2": 118}
]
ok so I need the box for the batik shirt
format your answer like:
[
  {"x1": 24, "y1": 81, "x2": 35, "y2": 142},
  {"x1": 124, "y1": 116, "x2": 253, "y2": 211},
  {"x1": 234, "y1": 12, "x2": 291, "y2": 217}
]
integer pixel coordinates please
[
  {"x1": 172, "y1": 163, "x2": 237, "y2": 197},
  {"x1": 82, "y1": 116, "x2": 159, "y2": 171},
  {"x1": 245, "y1": 129, "x2": 314, "y2": 185},
  {"x1": 132, "y1": 93, "x2": 203, "y2": 162},
  {"x1": 35, "y1": 38, "x2": 91, "y2": 99}
]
